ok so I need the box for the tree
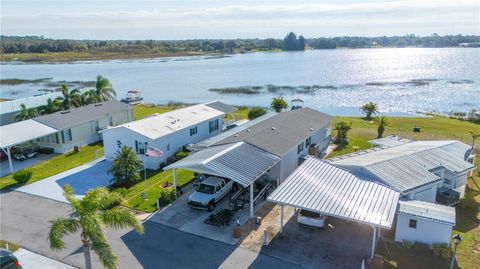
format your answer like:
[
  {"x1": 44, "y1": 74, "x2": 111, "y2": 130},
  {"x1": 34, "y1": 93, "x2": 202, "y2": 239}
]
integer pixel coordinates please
[
  {"x1": 80, "y1": 89, "x2": 99, "y2": 106},
  {"x1": 360, "y1": 102, "x2": 378, "y2": 120},
  {"x1": 60, "y1": 84, "x2": 81, "y2": 110},
  {"x1": 270, "y1": 97, "x2": 288, "y2": 112},
  {"x1": 248, "y1": 107, "x2": 267, "y2": 120},
  {"x1": 95, "y1": 75, "x2": 116, "y2": 102},
  {"x1": 374, "y1": 116, "x2": 390, "y2": 138},
  {"x1": 15, "y1": 103, "x2": 38, "y2": 121},
  {"x1": 469, "y1": 130, "x2": 480, "y2": 149},
  {"x1": 298, "y1": 35, "x2": 306, "y2": 50},
  {"x1": 108, "y1": 146, "x2": 142, "y2": 187},
  {"x1": 333, "y1": 121, "x2": 352, "y2": 145},
  {"x1": 39, "y1": 98, "x2": 61, "y2": 115},
  {"x1": 49, "y1": 186, "x2": 144, "y2": 269},
  {"x1": 284, "y1": 32, "x2": 298, "y2": 51}
]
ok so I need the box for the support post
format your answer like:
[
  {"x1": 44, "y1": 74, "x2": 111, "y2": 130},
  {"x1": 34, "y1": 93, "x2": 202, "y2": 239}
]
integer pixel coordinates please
[
  {"x1": 280, "y1": 204, "x2": 284, "y2": 233},
  {"x1": 371, "y1": 226, "x2": 377, "y2": 259},
  {"x1": 249, "y1": 183, "x2": 254, "y2": 218},
  {"x1": 144, "y1": 154, "x2": 147, "y2": 181},
  {"x1": 6, "y1": 147, "x2": 13, "y2": 173},
  {"x1": 173, "y1": 168, "x2": 177, "y2": 198}
]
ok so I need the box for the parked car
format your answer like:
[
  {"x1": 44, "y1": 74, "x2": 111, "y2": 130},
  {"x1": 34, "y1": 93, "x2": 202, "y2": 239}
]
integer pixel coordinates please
[
  {"x1": 188, "y1": 177, "x2": 234, "y2": 211},
  {"x1": 297, "y1": 209, "x2": 328, "y2": 228},
  {"x1": 0, "y1": 248, "x2": 22, "y2": 269}
]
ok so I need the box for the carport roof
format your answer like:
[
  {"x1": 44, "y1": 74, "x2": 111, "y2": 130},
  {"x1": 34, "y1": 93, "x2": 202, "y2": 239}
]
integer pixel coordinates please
[
  {"x1": 0, "y1": 119, "x2": 58, "y2": 148},
  {"x1": 268, "y1": 157, "x2": 400, "y2": 229},
  {"x1": 165, "y1": 142, "x2": 280, "y2": 187}
]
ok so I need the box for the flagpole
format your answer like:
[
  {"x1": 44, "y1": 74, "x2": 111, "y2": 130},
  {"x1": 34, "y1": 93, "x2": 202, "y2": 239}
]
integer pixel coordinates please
[{"x1": 144, "y1": 149, "x2": 147, "y2": 181}]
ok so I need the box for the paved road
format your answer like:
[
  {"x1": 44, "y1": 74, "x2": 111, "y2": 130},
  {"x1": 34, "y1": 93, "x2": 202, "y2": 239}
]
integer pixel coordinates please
[{"x1": 1, "y1": 191, "x2": 302, "y2": 269}]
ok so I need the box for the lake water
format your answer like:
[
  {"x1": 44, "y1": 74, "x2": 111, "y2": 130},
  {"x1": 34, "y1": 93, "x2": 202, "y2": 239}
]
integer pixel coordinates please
[{"x1": 1, "y1": 48, "x2": 479, "y2": 116}]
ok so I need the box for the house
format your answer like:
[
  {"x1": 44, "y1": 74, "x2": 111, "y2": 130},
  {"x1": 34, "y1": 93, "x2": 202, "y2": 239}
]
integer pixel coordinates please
[
  {"x1": 329, "y1": 139, "x2": 475, "y2": 203},
  {"x1": 395, "y1": 200, "x2": 455, "y2": 245},
  {"x1": 101, "y1": 101, "x2": 236, "y2": 169},
  {"x1": 33, "y1": 100, "x2": 133, "y2": 153},
  {"x1": 0, "y1": 100, "x2": 133, "y2": 173},
  {"x1": 0, "y1": 93, "x2": 62, "y2": 126},
  {"x1": 165, "y1": 107, "x2": 333, "y2": 218}
]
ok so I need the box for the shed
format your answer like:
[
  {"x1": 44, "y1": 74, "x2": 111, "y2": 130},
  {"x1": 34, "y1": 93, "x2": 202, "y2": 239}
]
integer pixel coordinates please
[{"x1": 395, "y1": 200, "x2": 455, "y2": 245}]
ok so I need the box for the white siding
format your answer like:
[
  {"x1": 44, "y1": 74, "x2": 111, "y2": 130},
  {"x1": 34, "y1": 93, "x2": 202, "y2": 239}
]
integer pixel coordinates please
[
  {"x1": 395, "y1": 213, "x2": 453, "y2": 245},
  {"x1": 409, "y1": 184, "x2": 438, "y2": 203}
]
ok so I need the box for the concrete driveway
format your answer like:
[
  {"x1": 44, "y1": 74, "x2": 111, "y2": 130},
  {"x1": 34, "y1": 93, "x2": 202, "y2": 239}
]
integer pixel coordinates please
[
  {"x1": 0, "y1": 153, "x2": 56, "y2": 177},
  {"x1": 14, "y1": 158, "x2": 111, "y2": 203}
]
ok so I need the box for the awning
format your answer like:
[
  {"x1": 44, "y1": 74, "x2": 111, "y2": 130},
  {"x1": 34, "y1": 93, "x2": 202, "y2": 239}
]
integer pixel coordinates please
[
  {"x1": 0, "y1": 119, "x2": 58, "y2": 148},
  {"x1": 268, "y1": 157, "x2": 400, "y2": 229},
  {"x1": 165, "y1": 142, "x2": 280, "y2": 187}
]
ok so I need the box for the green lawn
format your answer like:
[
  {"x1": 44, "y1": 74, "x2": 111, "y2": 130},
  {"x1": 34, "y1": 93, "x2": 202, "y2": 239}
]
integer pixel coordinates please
[
  {"x1": 121, "y1": 168, "x2": 194, "y2": 212},
  {"x1": 0, "y1": 142, "x2": 103, "y2": 189},
  {"x1": 328, "y1": 116, "x2": 480, "y2": 158},
  {"x1": 327, "y1": 116, "x2": 480, "y2": 269}
]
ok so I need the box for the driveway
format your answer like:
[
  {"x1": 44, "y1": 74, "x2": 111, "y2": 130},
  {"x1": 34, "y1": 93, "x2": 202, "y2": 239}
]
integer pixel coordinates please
[
  {"x1": 0, "y1": 191, "x2": 303, "y2": 269},
  {"x1": 14, "y1": 158, "x2": 111, "y2": 203},
  {"x1": 0, "y1": 153, "x2": 56, "y2": 177}
]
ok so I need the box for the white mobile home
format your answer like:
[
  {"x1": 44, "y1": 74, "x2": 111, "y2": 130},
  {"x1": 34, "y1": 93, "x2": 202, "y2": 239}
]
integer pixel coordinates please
[
  {"x1": 101, "y1": 102, "x2": 236, "y2": 169},
  {"x1": 395, "y1": 200, "x2": 455, "y2": 245}
]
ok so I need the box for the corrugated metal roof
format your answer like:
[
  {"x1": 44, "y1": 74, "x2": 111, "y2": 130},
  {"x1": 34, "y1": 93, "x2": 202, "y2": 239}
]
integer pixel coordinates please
[
  {"x1": 165, "y1": 142, "x2": 280, "y2": 187},
  {"x1": 188, "y1": 113, "x2": 276, "y2": 151},
  {"x1": 204, "y1": 101, "x2": 237, "y2": 114},
  {"x1": 330, "y1": 140, "x2": 474, "y2": 193},
  {"x1": 1, "y1": 93, "x2": 62, "y2": 114},
  {"x1": 106, "y1": 103, "x2": 225, "y2": 140},
  {"x1": 0, "y1": 119, "x2": 58, "y2": 148},
  {"x1": 398, "y1": 200, "x2": 455, "y2": 225},
  {"x1": 368, "y1": 135, "x2": 414, "y2": 148},
  {"x1": 34, "y1": 100, "x2": 131, "y2": 130},
  {"x1": 268, "y1": 157, "x2": 400, "y2": 229},
  {"x1": 214, "y1": 108, "x2": 332, "y2": 157}
]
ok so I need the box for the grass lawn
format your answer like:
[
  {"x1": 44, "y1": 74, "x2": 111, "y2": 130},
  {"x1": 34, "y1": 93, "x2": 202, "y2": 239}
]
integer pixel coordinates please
[
  {"x1": 0, "y1": 142, "x2": 103, "y2": 189},
  {"x1": 121, "y1": 169, "x2": 194, "y2": 212},
  {"x1": 133, "y1": 104, "x2": 250, "y2": 121},
  {"x1": 327, "y1": 116, "x2": 480, "y2": 269}
]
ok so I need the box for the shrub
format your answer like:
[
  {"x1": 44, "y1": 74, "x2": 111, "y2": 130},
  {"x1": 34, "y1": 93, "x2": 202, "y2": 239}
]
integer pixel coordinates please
[
  {"x1": 114, "y1": 187, "x2": 128, "y2": 198},
  {"x1": 401, "y1": 240, "x2": 413, "y2": 249},
  {"x1": 159, "y1": 162, "x2": 167, "y2": 171},
  {"x1": 13, "y1": 169, "x2": 32, "y2": 184},
  {"x1": 175, "y1": 151, "x2": 189, "y2": 161},
  {"x1": 432, "y1": 243, "x2": 451, "y2": 259},
  {"x1": 412, "y1": 242, "x2": 429, "y2": 253},
  {"x1": 248, "y1": 107, "x2": 267, "y2": 120},
  {"x1": 157, "y1": 187, "x2": 176, "y2": 206}
]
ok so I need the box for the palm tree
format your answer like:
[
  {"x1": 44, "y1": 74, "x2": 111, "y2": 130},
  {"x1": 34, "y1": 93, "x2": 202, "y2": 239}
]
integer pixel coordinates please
[
  {"x1": 49, "y1": 186, "x2": 144, "y2": 269},
  {"x1": 360, "y1": 102, "x2": 378, "y2": 120},
  {"x1": 333, "y1": 120, "x2": 352, "y2": 145},
  {"x1": 95, "y1": 75, "x2": 116, "y2": 102},
  {"x1": 374, "y1": 116, "x2": 390, "y2": 138},
  {"x1": 270, "y1": 97, "x2": 288, "y2": 112},
  {"x1": 15, "y1": 103, "x2": 38, "y2": 121},
  {"x1": 468, "y1": 130, "x2": 480, "y2": 149},
  {"x1": 39, "y1": 98, "x2": 61, "y2": 115},
  {"x1": 60, "y1": 84, "x2": 81, "y2": 110},
  {"x1": 108, "y1": 145, "x2": 142, "y2": 187},
  {"x1": 80, "y1": 89, "x2": 99, "y2": 105}
]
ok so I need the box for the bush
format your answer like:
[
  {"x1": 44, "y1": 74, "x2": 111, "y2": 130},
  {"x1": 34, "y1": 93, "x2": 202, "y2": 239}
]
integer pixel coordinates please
[
  {"x1": 248, "y1": 107, "x2": 267, "y2": 120},
  {"x1": 432, "y1": 243, "x2": 451, "y2": 259},
  {"x1": 175, "y1": 151, "x2": 189, "y2": 161},
  {"x1": 412, "y1": 242, "x2": 429, "y2": 253},
  {"x1": 401, "y1": 240, "x2": 413, "y2": 249},
  {"x1": 159, "y1": 162, "x2": 167, "y2": 171},
  {"x1": 157, "y1": 187, "x2": 176, "y2": 206},
  {"x1": 114, "y1": 187, "x2": 128, "y2": 198},
  {"x1": 12, "y1": 169, "x2": 32, "y2": 184}
]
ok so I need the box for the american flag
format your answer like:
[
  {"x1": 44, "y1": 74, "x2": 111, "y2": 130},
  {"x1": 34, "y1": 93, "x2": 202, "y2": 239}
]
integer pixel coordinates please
[{"x1": 146, "y1": 146, "x2": 163, "y2": 157}]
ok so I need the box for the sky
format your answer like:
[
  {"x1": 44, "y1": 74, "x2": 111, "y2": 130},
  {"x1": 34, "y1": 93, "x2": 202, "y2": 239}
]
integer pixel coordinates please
[{"x1": 1, "y1": 0, "x2": 479, "y2": 40}]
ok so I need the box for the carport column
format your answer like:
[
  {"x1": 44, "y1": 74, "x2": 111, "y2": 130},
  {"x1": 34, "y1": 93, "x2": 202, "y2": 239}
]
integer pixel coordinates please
[
  {"x1": 371, "y1": 226, "x2": 377, "y2": 259},
  {"x1": 249, "y1": 183, "x2": 254, "y2": 218},
  {"x1": 280, "y1": 204, "x2": 284, "y2": 233},
  {"x1": 173, "y1": 168, "x2": 177, "y2": 198},
  {"x1": 3, "y1": 147, "x2": 13, "y2": 173}
]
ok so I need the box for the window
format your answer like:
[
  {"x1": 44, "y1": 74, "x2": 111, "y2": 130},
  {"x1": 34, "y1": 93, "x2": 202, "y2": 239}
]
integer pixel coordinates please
[
  {"x1": 117, "y1": 140, "x2": 122, "y2": 148},
  {"x1": 209, "y1": 119, "x2": 219, "y2": 133},
  {"x1": 409, "y1": 219, "x2": 417, "y2": 229},
  {"x1": 135, "y1": 140, "x2": 146, "y2": 154},
  {"x1": 93, "y1": 120, "x2": 100, "y2": 131},
  {"x1": 297, "y1": 142, "x2": 304, "y2": 154},
  {"x1": 61, "y1": 129, "x2": 72, "y2": 143},
  {"x1": 167, "y1": 143, "x2": 170, "y2": 151},
  {"x1": 306, "y1": 136, "x2": 312, "y2": 147},
  {"x1": 38, "y1": 133, "x2": 59, "y2": 144},
  {"x1": 190, "y1": 126, "x2": 198, "y2": 136}
]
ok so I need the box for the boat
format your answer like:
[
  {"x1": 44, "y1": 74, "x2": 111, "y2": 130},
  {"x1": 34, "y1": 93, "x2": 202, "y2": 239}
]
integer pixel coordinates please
[
  {"x1": 291, "y1": 97, "x2": 304, "y2": 110},
  {"x1": 120, "y1": 90, "x2": 144, "y2": 105}
]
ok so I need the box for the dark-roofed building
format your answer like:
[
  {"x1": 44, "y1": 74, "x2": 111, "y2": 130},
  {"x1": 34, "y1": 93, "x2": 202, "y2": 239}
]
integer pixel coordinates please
[{"x1": 34, "y1": 100, "x2": 133, "y2": 153}]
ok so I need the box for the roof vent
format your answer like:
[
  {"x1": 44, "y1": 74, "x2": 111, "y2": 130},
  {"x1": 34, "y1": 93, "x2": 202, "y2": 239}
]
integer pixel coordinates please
[
  {"x1": 94, "y1": 103, "x2": 103, "y2": 107},
  {"x1": 60, "y1": 110, "x2": 71, "y2": 114},
  {"x1": 310, "y1": 128, "x2": 314, "y2": 131},
  {"x1": 246, "y1": 129, "x2": 251, "y2": 132},
  {"x1": 271, "y1": 127, "x2": 276, "y2": 130},
  {"x1": 234, "y1": 134, "x2": 239, "y2": 137}
]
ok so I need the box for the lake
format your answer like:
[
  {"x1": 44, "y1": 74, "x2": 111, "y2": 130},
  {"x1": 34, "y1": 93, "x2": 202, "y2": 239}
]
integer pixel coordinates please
[{"x1": 1, "y1": 48, "x2": 479, "y2": 116}]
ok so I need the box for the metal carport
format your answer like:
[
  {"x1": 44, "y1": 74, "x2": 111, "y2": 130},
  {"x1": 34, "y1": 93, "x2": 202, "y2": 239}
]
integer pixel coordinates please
[
  {"x1": 0, "y1": 119, "x2": 58, "y2": 173},
  {"x1": 267, "y1": 156, "x2": 400, "y2": 258},
  {"x1": 165, "y1": 141, "x2": 280, "y2": 217}
]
